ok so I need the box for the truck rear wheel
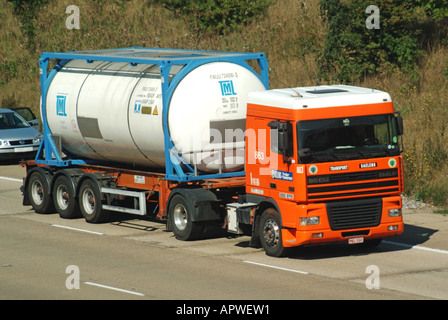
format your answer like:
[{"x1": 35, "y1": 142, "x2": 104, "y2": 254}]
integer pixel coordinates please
[
  {"x1": 169, "y1": 194, "x2": 204, "y2": 241},
  {"x1": 27, "y1": 171, "x2": 54, "y2": 214},
  {"x1": 259, "y1": 208, "x2": 290, "y2": 257},
  {"x1": 53, "y1": 175, "x2": 81, "y2": 219},
  {"x1": 79, "y1": 179, "x2": 104, "y2": 223}
]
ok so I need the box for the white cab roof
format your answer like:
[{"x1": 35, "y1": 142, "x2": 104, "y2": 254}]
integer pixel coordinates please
[{"x1": 248, "y1": 85, "x2": 392, "y2": 110}]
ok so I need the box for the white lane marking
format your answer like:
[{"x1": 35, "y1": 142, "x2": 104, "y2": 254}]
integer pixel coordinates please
[
  {"x1": 52, "y1": 224, "x2": 103, "y2": 236},
  {"x1": 383, "y1": 240, "x2": 448, "y2": 255},
  {"x1": 0, "y1": 176, "x2": 22, "y2": 183},
  {"x1": 84, "y1": 282, "x2": 145, "y2": 297},
  {"x1": 244, "y1": 260, "x2": 309, "y2": 275}
]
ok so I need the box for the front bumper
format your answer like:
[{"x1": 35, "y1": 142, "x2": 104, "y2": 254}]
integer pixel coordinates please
[
  {"x1": 282, "y1": 220, "x2": 403, "y2": 247},
  {"x1": 281, "y1": 196, "x2": 404, "y2": 248},
  {"x1": 0, "y1": 146, "x2": 39, "y2": 159}
]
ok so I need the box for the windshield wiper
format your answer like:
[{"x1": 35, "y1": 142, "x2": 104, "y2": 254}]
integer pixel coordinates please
[
  {"x1": 300, "y1": 145, "x2": 394, "y2": 163},
  {"x1": 311, "y1": 149, "x2": 344, "y2": 162},
  {"x1": 333, "y1": 145, "x2": 370, "y2": 159},
  {"x1": 352, "y1": 147, "x2": 370, "y2": 159},
  {"x1": 362, "y1": 145, "x2": 396, "y2": 157}
]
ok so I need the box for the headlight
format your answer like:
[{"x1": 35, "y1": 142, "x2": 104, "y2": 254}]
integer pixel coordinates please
[
  {"x1": 300, "y1": 216, "x2": 320, "y2": 226},
  {"x1": 0, "y1": 139, "x2": 10, "y2": 146},
  {"x1": 388, "y1": 208, "x2": 402, "y2": 217},
  {"x1": 33, "y1": 135, "x2": 42, "y2": 144}
]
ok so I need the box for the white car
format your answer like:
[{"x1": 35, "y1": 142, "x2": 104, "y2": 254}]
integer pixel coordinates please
[{"x1": 0, "y1": 108, "x2": 42, "y2": 160}]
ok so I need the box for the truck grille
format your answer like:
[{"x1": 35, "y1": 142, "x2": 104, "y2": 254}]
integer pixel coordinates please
[
  {"x1": 326, "y1": 197, "x2": 382, "y2": 230},
  {"x1": 307, "y1": 168, "x2": 399, "y2": 200},
  {"x1": 9, "y1": 139, "x2": 33, "y2": 146}
]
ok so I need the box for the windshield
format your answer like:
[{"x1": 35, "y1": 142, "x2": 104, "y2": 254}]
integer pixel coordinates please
[
  {"x1": 0, "y1": 112, "x2": 30, "y2": 130},
  {"x1": 297, "y1": 114, "x2": 401, "y2": 164}
]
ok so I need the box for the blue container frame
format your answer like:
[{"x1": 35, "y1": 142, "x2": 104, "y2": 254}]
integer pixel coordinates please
[{"x1": 37, "y1": 47, "x2": 269, "y2": 182}]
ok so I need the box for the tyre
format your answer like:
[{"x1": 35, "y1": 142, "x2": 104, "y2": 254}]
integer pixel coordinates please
[
  {"x1": 168, "y1": 194, "x2": 204, "y2": 241},
  {"x1": 27, "y1": 171, "x2": 54, "y2": 214},
  {"x1": 78, "y1": 179, "x2": 104, "y2": 223},
  {"x1": 52, "y1": 175, "x2": 81, "y2": 219},
  {"x1": 259, "y1": 208, "x2": 289, "y2": 257}
]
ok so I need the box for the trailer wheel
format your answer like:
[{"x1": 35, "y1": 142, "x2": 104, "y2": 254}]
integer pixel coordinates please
[
  {"x1": 27, "y1": 171, "x2": 54, "y2": 214},
  {"x1": 259, "y1": 208, "x2": 289, "y2": 257},
  {"x1": 79, "y1": 179, "x2": 104, "y2": 223},
  {"x1": 169, "y1": 194, "x2": 204, "y2": 241},
  {"x1": 53, "y1": 175, "x2": 81, "y2": 219}
]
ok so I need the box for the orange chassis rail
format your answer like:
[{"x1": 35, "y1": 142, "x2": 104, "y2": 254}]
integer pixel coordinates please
[{"x1": 22, "y1": 160, "x2": 246, "y2": 220}]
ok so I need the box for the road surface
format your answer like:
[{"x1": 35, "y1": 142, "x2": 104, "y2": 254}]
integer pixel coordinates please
[{"x1": 1, "y1": 161, "x2": 448, "y2": 304}]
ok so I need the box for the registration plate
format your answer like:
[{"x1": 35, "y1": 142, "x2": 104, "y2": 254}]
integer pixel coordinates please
[
  {"x1": 14, "y1": 147, "x2": 34, "y2": 153},
  {"x1": 348, "y1": 237, "x2": 364, "y2": 245}
]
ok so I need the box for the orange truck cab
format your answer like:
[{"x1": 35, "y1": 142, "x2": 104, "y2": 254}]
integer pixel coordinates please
[{"x1": 241, "y1": 85, "x2": 404, "y2": 256}]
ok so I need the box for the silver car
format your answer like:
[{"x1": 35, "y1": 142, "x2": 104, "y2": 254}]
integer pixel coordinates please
[
  {"x1": 0, "y1": 109, "x2": 42, "y2": 160},
  {"x1": 12, "y1": 107, "x2": 41, "y2": 132}
]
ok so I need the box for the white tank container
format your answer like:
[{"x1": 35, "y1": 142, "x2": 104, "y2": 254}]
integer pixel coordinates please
[{"x1": 44, "y1": 59, "x2": 266, "y2": 172}]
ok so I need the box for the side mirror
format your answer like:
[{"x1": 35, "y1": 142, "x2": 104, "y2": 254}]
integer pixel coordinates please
[
  {"x1": 268, "y1": 120, "x2": 292, "y2": 164},
  {"x1": 277, "y1": 122, "x2": 289, "y2": 152},
  {"x1": 395, "y1": 114, "x2": 404, "y2": 136}
]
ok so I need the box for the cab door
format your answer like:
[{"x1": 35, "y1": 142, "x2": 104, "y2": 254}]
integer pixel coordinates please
[{"x1": 267, "y1": 120, "x2": 295, "y2": 200}]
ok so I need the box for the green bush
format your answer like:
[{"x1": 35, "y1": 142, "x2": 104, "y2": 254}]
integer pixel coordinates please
[
  {"x1": 317, "y1": 0, "x2": 446, "y2": 83},
  {"x1": 7, "y1": 0, "x2": 50, "y2": 46},
  {"x1": 414, "y1": 0, "x2": 448, "y2": 19},
  {"x1": 0, "y1": 61, "x2": 18, "y2": 84},
  {"x1": 154, "y1": 0, "x2": 271, "y2": 34}
]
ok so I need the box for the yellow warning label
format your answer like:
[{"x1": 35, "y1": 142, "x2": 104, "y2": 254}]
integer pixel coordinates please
[{"x1": 153, "y1": 106, "x2": 158, "y2": 115}]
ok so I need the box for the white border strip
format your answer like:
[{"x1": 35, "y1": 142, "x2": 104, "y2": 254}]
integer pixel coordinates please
[
  {"x1": 0, "y1": 176, "x2": 22, "y2": 183},
  {"x1": 383, "y1": 240, "x2": 448, "y2": 255},
  {"x1": 52, "y1": 224, "x2": 103, "y2": 236},
  {"x1": 84, "y1": 282, "x2": 145, "y2": 297},
  {"x1": 244, "y1": 260, "x2": 309, "y2": 275}
]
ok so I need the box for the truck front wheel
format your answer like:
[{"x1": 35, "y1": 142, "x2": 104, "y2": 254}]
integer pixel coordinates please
[
  {"x1": 259, "y1": 208, "x2": 290, "y2": 257},
  {"x1": 169, "y1": 194, "x2": 204, "y2": 241}
]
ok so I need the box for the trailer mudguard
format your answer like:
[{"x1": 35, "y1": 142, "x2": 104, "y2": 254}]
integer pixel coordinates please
[
  {"x1": 22, "y1": 167, "x2": 53, "y2": 206},
  {"x1": 168, "y1": 188, "x2": 220, "y2": 223}
]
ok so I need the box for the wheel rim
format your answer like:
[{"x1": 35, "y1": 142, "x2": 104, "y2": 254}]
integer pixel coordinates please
[
  {"x1": 173, "y1": 203, "x2": 188, "y2": 231},
  {"x1": 263, "y1": 218, "x2": 280, "y2": 247},
  {"x1": 31, "y1": 180, "x2": 44, "y2": 206},
  {"x1": 56, "y1": 185, "x2": 69, "y2": 210},
  {"x1": 81, "y1": 189, "x2": 95, "y2": 215}
]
